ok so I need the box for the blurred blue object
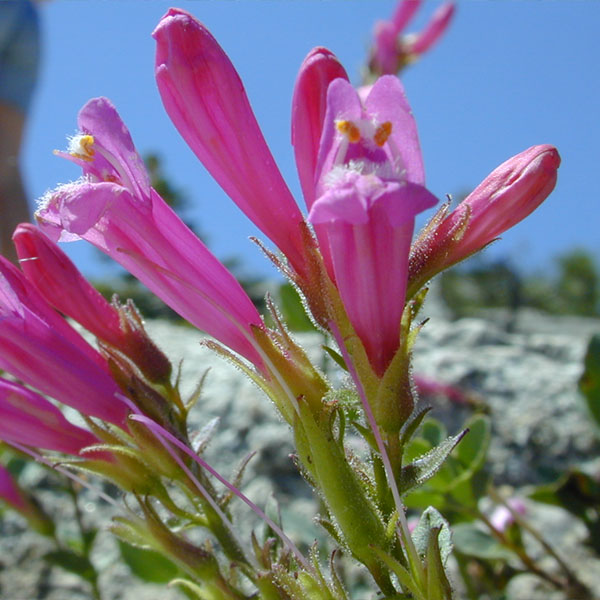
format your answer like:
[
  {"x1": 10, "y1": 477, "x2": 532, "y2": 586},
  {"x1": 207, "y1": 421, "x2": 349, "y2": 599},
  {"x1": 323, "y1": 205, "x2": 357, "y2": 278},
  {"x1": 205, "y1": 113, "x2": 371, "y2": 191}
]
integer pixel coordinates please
[{"x1": 0, "y1": 0, "x2": 40, "y2": 113}]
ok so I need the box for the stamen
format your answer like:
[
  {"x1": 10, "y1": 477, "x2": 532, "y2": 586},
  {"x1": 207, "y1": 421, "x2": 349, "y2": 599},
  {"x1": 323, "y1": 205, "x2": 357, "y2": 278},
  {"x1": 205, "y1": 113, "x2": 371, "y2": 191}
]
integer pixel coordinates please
[
  {"x1": 68, "y1": 134, "x2": 95, "y2": 162},
  {"x1": 336, "y1": 120, "x2": 362, "y2": 143},
  {"x1": 374, "y1": 121, "x2": 392, "y2": 147}
]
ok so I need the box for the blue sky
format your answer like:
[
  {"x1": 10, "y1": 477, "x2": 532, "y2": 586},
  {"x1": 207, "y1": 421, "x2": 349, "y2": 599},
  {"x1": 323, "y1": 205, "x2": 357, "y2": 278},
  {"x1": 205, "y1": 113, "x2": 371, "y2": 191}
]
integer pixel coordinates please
[{"x1": 23, "y1": 1, "x2": 600, "y2": 282}]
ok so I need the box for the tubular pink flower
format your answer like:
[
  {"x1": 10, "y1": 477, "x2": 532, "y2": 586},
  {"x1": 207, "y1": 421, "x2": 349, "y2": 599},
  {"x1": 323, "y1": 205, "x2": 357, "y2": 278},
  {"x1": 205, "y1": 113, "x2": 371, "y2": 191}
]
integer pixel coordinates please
[
  {"x1": 0, "y1": 377, "x2": 99, "y2": 454},
  {"x1": 292, "y1": 47, "x2": 349, "y2": 210},
  {"x1": 447, "y1": 145, "x2": 560, "y2": 257},
  {"x1": 0, "y1": 255, "x2": 129, "y2": 426},
  {"x1": 13, "y1": 224, "x2": 172, "y2": 383},
  {"x1": 390, "y1": 0, "x2": 423, "y2": 32},
  {"x1": 409, "y1": 3, "x2": 456, "y2": 56},
  {"x1": 409, "y1": 145, "x2": 560, "y2": 291},
  {"x1": 35, "y1": 97, "x2": 265, "y2": 370},
  {"x1": 14, "y1": 224, "x2": 124, "y2": 346},
  {"x1": 153, "y1": 8, "x2": 308, "y2": 277},
  {"x1": 370, "y1": 1, "x2": 455, "y2": 76},
  {"x1": 309, "y1": 77, "x2": 437, "y2": 375}
]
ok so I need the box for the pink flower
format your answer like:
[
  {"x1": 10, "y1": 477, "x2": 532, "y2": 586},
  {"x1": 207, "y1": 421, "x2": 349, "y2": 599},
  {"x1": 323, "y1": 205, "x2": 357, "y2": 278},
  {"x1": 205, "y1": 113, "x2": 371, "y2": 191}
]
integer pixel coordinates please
[
  {"x1": 0, "y1": 463, "x2": 29, "y2": 513},
  {"x1": 0, "y1": 255, "x2": 129, "y2": 425},
  {"x1": 308, "y1": 77, "x2": 437, "y2": 376},
  {"x1": 408, "y1": 145, "x2": 560, "y2": 294},
  {"x1": 0, "y1": 462, "x2": 55, "y2": 535},
  {"x1": 13, "y1": 224, "x2": 172, "y2": 383},
  {"x1": 153, "y1": 8, "x2": 309, "y2": 277},
  {"x1": 35, "y1": 97, "x2": 265, "y2": 370},
  {"x1": 489, "y1": 498, "x2": 527, "y2": 532},
  {"x1": 370, "y1": 1, "x2": 455, "y2": 76},
  {"x1": 0, "y1": 377, "x2": 99, "y2": 454}
]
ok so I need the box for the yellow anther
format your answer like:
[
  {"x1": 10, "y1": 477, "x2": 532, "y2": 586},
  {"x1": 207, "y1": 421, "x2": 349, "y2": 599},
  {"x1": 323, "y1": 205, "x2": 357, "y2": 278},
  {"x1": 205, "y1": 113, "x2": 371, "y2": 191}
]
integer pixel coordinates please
[
  {"x1": 69, "y1": 134, "x2": 95, "y2": 162},
  {"x1": 374, "y1": 121, "x2": 392, "y2": 147},
  {"x1": 336, "y1": 120, "x2": 361, "y2": 143}
]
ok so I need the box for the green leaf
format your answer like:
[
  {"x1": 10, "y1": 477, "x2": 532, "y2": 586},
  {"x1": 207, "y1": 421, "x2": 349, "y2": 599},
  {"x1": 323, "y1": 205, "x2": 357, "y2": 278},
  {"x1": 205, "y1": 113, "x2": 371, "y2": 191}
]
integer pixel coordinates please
[
  {"x1": 44, "y1": 550, "x2": 96, "y2": 582},
  {"x1": 421, "y1": 420, "x2": 448, "y2": 447},
  {"x1": 579, "y1": 334, "x2": 600, "y2": 429},
  {"x1": 452, "y1": 523, "x2": 517, "y2": 561},
  {"x1": 455, "y1": 415, "x2": 491, "y2": 475},
  {"x1": 412, "y1": 507, "x2": 453, "y2": 566},
  {"x1": 399, "y1": 431, "x2": 467, "y2": 496},
  {"x1": 118, "y1": 540, "x2": 179, "y2": 583}
]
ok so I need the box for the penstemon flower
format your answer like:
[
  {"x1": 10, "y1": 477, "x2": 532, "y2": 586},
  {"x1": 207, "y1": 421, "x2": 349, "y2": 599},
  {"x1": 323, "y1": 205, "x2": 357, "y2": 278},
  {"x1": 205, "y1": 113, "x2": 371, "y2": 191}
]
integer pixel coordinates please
[
  {"x1": 154, "y1": 8, "x2": 310, "y2": 278},
  {"x1": 408, "y1": 144, "x2": 560, "y2": 296},
  {"x1": 13, "y1": 224, "x2": 172, "y2": 383},
  {"x1": 308, "y1": 76, "x2": 438, "y2": 375},
  {"x1": 369, "y1": 0, "x2": 456, "y2": 77},
  {"x1": 35, "y1": 98, "x2": 266, "y2": 371},
  {"x1": 0, "y1": 256, "x2": 129, "y2": 426}
]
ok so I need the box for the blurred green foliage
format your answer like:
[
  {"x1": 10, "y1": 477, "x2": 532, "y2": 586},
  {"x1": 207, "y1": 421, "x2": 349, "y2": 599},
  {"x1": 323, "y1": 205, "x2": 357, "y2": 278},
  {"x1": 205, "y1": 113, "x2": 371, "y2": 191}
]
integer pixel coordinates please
[{"x1": 440, "y1": 248, "x2": 600, "y2": 319}]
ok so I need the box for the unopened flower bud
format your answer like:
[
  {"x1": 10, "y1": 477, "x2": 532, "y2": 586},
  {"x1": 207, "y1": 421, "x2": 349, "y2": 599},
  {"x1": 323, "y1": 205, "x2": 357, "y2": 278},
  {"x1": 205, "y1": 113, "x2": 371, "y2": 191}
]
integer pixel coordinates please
[{"x1": 408, "y1": 145, "x2": 560, "y2": 297}]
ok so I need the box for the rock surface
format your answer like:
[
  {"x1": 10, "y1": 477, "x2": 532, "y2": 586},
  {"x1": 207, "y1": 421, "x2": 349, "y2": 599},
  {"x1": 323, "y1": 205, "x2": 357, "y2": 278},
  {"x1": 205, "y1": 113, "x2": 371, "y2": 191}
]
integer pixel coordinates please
[{"x1": 1, "y1": 302, "x2": 599, "y2": 599}]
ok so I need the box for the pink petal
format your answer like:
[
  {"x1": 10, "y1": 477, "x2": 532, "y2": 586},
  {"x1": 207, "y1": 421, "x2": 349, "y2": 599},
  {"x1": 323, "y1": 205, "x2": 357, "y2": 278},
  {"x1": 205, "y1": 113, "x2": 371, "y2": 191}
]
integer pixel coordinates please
[
  {"x1": 77, "y1": 97, "x2": 151, "y2": 200},
  {"x1": 364, "y1": 76, "x2": 425, "y2": 184},
  {"x1": 410, "y1": 2, "x2": 456, "y2": 56},
  {"x1": 311, "y1": 177, "x2": 435, "y2": 375},
  {"x1": 292, "y1": 47, "x2": 348, "y2": 210},
  {"x1": 0, "y1": 257, "x2": 129, "y2": 425},
  {"x1": 371, "y1": 20, "x2": 400, "y2": 77},
  {"x1": 445, "y1": 145, "x2": 560, "y2": 260},
  {"x1": 390, "y1": 0, "x2": 423, "y2": 33},
  {"x1": 38, "y1": 180, "x2": 266, "y2": 370},
  {"x1": 14, "y1": 224, "x2": 123, "y2": 346},
  {"x1": 0, "y1": 377, "x2": 99, "y2": 454},
  {"x1": 153, "y1": 9, "x2": 307, "y2": 275}
]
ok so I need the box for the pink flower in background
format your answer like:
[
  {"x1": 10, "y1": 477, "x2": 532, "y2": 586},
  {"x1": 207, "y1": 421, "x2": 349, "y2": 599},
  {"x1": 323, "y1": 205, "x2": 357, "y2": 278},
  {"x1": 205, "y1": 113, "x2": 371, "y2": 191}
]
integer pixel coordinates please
[
  {"x1": 0, "y1": 255, "x2": 128, "y2": 426},
  {"x1": 409, "y1": 145, "x2": 560, "y2": 291},
  {"x1": 0, "y1": 377, "x2": 99, "y2": 454},
  {"x1": 154, "y1": 8, "x2": 309, "y2": 278},
  {"x1": 13, "y1": 224, "x2": 172, "y2": 383},
  {"x1": 370, "y1": 1, "x2": 455, "y2": 76},
  {"x1": 0, "y1": 463, "x2": 28, "y2": 513},
  {"x1": 35, "y1": 97, "x2": 265, "y2": 371},
  {"x1": 490, "y1": 498, "x2": 527, "y2": 532},
  {"x1": 308, "y1": 77, "x2": 437, "y2": 375}
]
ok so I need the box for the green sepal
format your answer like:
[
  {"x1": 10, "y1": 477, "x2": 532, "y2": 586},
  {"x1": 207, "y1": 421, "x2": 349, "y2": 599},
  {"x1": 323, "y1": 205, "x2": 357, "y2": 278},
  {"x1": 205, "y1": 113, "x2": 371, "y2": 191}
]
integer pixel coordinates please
[
  {"x1": 322, "y1": 344, "x2": 347, "y2": 371},
  {"x1": 399, "y1": 405, "x2": 433, "y2": 450}
]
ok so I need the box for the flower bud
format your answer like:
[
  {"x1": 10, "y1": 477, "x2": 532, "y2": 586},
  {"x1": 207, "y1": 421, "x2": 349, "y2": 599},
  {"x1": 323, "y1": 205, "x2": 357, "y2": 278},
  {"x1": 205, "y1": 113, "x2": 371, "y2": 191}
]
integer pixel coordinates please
[{"x1": 408, "y1": 145, "x2": 560, "y2": 296}]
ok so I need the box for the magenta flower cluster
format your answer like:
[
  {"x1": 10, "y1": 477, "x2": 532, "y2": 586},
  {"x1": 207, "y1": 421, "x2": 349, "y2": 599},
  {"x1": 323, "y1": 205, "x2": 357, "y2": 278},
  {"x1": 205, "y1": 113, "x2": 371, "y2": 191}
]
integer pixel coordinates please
[{"x1": 0, "y1": 6, "x2": 559, "y2": 470}]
